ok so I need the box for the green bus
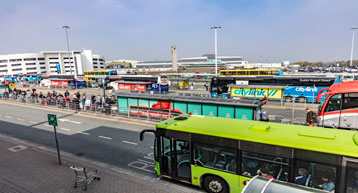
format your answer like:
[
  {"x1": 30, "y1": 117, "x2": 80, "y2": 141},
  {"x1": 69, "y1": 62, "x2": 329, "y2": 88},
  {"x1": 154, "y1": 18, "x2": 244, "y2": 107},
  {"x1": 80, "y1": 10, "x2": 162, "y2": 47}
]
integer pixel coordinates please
[{"x1": 140, "y1": 115, "x2": 358, "y2": 193}]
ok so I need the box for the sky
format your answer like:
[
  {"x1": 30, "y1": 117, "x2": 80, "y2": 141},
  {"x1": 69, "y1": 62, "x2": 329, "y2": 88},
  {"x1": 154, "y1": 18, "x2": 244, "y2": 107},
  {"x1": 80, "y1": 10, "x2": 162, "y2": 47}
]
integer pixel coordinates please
[{"x1": 0, "y1": 0, "x2": 358, "y2": 63}]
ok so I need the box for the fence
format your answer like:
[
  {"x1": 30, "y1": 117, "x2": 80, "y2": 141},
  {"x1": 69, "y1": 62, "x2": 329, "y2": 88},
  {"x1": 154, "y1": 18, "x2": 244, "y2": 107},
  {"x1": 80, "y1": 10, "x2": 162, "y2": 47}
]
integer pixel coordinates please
[{"x1": 0, "y1": 94, "x2": 177, "y2": 122}]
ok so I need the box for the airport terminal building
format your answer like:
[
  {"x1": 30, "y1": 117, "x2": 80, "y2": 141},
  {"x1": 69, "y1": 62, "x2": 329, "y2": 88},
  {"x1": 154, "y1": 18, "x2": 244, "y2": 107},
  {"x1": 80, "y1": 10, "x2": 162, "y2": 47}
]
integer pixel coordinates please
[
  {"x1": 135, "y1": 55, "x2": 248, "y2": 72},
  {"x1": 0, "y1": 50, "x2": 105, "y2": 76}
]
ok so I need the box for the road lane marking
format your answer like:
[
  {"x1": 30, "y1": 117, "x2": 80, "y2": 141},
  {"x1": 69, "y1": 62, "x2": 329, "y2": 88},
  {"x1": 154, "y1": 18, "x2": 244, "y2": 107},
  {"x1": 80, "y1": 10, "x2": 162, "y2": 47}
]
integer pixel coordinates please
[
  {"x1": 5, "y1": 116, "x2": 12, "y2": 119},
  {"x1": 30, "y1": 121, "x2": 38, "y2": 124},
  {"x1": 60, "y1": 128, "x2": 70, "y2": 131},
  {"x1": 99, "y1": 136, "x2": 112, "y2": 140},
  {"x1": 16, "y1": 118, "x2": 25, "y2": 121},
  {"x1": 79, "y1": 132, "x2": 90, "y2": 135},
  {"x1": 122, "y1": 141, "x2": 138, "y2": 145},
  {"x1": 58, "y1": 118, "x2": 81, "y2": 124},
  {"x1": 138, "y1": 159, "x2": 153, "y2": 164}
]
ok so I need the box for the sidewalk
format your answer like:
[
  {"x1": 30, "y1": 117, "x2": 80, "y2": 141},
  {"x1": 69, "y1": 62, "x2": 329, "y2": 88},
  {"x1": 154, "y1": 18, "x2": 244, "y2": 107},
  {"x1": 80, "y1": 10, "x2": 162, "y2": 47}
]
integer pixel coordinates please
[{"x1": 0, "y1": 134, "x2": 201, "y2": 193}]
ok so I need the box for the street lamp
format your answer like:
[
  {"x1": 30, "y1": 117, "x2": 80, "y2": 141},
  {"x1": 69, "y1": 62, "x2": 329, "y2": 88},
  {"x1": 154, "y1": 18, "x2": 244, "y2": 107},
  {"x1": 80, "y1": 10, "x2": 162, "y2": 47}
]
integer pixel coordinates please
[
  {"x1": 350, "y1": 27, "x2": 358, "y2": 67},
  {"x1": 62, "y1": 25, "x2": 73, "y2": 76},
  {"x1": 211, "y1": 26, "x2": 221, "y2": 76}
]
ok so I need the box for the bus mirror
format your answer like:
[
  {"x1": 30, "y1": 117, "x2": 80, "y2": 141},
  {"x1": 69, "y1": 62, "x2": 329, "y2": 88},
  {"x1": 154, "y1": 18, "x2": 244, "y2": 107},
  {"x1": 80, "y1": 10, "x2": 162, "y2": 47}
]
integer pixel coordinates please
[{"x1": 139, "y1": 129, "x2": 156, "y2": 141}]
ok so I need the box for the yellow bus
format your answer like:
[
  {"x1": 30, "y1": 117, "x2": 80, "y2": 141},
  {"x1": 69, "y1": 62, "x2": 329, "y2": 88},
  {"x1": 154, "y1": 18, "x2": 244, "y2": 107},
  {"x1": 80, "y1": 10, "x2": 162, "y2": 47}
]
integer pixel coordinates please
[
  {"x1": 219, "y1": 69, "x2": 282, "y2": 77},
  {"x1": 83, "y1": 70, "x2": 117, "y2": 82}
]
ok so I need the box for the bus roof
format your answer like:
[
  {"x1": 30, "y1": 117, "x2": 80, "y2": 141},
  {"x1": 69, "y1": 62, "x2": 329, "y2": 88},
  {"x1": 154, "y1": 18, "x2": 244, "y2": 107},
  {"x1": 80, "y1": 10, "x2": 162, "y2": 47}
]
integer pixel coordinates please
[
  {"x1": 327, "y1": 81, "x2": 358, "y2": 94},
  {"x1": 157, "y1": 115, "x2": 358, "y2": 157},
  {"x1": 220, "y1": 69, "x2": 280, "y2": 71}
]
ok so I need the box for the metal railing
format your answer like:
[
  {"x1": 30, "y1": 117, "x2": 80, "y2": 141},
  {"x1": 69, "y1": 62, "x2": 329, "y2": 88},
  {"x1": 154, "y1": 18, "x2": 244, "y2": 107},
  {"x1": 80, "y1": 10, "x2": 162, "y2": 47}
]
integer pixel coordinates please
[{"x1": 0, "y1": 94, "x2": 176, "y2": 122}]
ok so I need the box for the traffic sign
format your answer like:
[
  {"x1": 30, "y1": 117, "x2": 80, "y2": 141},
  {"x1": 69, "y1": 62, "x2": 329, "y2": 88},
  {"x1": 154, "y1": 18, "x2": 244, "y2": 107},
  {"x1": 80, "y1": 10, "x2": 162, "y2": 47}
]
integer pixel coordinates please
[
  {"x1": 48, "y1": 114, "x2": 58, "y2": 126},
  {"x1": 56, "y1": 62, "x2": 61, "y2": 72},
  {"x1": 8, "y1": 83, "x2": 15, "y2": 88}
]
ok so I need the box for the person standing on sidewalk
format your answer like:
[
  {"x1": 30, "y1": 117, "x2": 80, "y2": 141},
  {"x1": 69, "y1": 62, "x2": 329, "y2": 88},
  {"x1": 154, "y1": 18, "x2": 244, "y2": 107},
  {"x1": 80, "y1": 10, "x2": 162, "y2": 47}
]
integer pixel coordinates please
[
  {"x1": 64, "y1": 90, "x2": 70, "y2": 97},
  {"x1": 306, "y1": 108, "x2": 315, "y2": 126}
]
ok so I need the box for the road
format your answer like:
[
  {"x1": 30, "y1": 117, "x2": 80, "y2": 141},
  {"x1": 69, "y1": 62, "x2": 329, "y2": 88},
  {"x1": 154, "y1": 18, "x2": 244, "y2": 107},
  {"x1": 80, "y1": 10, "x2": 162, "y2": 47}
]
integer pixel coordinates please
[{"x1": 0, "y1": 101, "x2": 159, "y2": 178}]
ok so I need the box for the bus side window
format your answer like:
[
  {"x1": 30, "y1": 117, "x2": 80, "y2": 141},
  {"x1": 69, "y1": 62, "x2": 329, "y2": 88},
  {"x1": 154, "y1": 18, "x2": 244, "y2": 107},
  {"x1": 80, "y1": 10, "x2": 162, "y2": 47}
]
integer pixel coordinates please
[
  {"x1": 342, "y1": 93, "x2": 358, "y2": 110},
  {"x1": 236, "y1": 71, "x2": 244, "y2": 76},
  {"x1": 220, "y1": 71, "x2": 227, "y2": 76},
  {"x1": 241, "y1": 151, "x2": 290, "y2": 181},
  {"x1": 325, "y1": 94, "x2": 342, "y2": 112},
  {"x1": 249, "y1": 71, "x2": 258, "y2": 76},
  {"x1": 260, "y1": 71, "x2": 270, "y2": 76},
  {"x1": 229, "y1": 71, "x2": 236, "y2": 76},
  {"x1": 294, "y1": 160, "x2": 337, "y2": 191},
  {"x1": 345, "y1": 161, "x2": 358, "y2": 192},
  {"x1": 194, "y1": 143, "x2": 237, "y2": 174}
]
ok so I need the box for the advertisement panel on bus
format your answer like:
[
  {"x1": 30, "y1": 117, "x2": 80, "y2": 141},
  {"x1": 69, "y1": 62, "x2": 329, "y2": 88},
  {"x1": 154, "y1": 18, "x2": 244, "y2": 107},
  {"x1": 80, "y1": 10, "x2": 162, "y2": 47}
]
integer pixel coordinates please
[
  {"x1": 231, "y1": 87, "x2": 282, "y2": 99},
  {"x1": 283, "y1": 86, "x2": 327, "y2": 103},
  {"x1": 50, "y1": 80, "x2": 68, "y2": 87}
]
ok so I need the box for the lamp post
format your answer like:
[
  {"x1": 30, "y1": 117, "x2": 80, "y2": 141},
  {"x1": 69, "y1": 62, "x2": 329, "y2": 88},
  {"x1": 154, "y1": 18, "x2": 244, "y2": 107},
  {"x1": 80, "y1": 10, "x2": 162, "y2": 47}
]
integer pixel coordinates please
[
  {"x1": 62, "y1": 25, "x2": 73, "y2": 75},
  {"x1": 211, "y1": 26, "x2": 221, "y2": 76},
  {"x1": 350, "y1": 27, "x2": 358, "y2": 67}
]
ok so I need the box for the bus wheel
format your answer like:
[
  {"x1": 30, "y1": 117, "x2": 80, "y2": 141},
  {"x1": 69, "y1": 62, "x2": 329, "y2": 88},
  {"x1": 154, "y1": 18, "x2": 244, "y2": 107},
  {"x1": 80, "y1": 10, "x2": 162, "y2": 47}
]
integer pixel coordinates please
[
  {"x1": 284, "y1": 96, "x2": 293, "y2": 102},
  {"x1": 203, "y1": 176, "x2": 228, "y2": 193},
  {"x1": 297, "y1": 97, "x2": 307, "y2": 103}
]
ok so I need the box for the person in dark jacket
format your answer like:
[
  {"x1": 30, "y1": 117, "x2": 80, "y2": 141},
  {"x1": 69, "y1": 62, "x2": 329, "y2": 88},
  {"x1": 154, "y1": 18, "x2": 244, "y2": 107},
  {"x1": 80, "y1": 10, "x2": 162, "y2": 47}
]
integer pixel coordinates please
[{"x1": 306, "y1": 108, "x2": 314, "y2": 126}]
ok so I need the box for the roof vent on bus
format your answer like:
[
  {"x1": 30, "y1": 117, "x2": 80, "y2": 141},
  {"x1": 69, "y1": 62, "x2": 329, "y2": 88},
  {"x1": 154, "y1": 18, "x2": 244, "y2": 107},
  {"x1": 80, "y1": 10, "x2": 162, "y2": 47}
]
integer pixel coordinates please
[
  {"x1": 250, "y1": 124, "x2": 270, "y2": 132},
  {"x1": 353, "y1": 132, "x2": 358, "y2": 146},
  {"x1": 174, "y1": 117, "x2": 188, "y2": 121}
]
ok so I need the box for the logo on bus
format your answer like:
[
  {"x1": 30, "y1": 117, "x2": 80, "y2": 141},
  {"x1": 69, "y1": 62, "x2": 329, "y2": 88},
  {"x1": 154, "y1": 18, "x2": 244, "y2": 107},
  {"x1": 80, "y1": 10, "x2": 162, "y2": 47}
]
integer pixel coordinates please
[{"x1": 294, "y1": 87, "x2": 317, "y2": 92}]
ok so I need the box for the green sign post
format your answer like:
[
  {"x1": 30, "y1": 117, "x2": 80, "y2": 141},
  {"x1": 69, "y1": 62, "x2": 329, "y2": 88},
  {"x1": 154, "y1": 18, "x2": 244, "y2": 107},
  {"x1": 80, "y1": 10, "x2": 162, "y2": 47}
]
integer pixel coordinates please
[{"x1": 47, "y1": 114, "x2": 61, "y2": 165}]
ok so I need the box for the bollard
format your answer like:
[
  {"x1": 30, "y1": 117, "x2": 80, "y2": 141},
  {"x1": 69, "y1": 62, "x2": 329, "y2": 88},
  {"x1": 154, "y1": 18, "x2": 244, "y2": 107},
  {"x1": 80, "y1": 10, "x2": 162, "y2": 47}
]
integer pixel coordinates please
[{"x1": 291, "y1": 95, "x2": 295, "y2": 123}]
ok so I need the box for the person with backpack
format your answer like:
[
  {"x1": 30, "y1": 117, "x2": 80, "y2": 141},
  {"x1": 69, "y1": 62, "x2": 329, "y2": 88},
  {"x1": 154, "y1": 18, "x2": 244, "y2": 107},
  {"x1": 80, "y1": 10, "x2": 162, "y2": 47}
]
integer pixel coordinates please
[{"x1": 306, "y1": 108, "x2": 317, "y2": 126}]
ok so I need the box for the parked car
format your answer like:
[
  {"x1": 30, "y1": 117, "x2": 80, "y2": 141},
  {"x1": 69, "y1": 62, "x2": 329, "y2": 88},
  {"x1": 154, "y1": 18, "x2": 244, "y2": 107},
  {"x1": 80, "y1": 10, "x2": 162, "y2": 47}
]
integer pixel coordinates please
[{"x1": 88, "y1": 81, "x2": 99, "y2": 88}]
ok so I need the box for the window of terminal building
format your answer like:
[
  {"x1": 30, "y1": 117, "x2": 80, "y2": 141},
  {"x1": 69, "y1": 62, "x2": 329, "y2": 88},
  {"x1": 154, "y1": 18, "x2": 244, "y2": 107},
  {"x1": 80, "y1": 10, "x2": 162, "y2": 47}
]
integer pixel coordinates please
[
  {"x1": 24, "y1": 58, "x2": 37, "y2": 61},
  {"x1": 39, "y1": 62, "x2": 45, "y2": 65},
  {"x1": 0, "y1": 69, "x2": 8, "y2": 72},
  {"x1": 49, "y1": 57, "x2": 59, "y2": 60},
  {"x1": 0, "y1": 64, "x2": 7, "y2": 68},
  {"x1": 0, "y1": 60, "x2": 7, "y2": 63},
  {"x1": 9, "y1": 59, "x2": 22, "y2": 62},
  {"x1": 26, "y1": 67, "x2": 37, "y2": 70},
  {"x1": 11, "y1": 63, "x2": 21, "y2": 67},
  {"x1": 37, "y1": 58, "x2": 45, "y2": 61},
  {"x1": 12, "y1": 68, "x2": 22, "y2": 71},
  {"x1": 40, "y1": 67, "x2": 46, "y2": 69},
  {"x1": 63, "y1": 57, "x2": 73, "y2": 59},
  {"x1": 49, "y1": 62, "x2": 57, "y2": 64},
  {"x1": 99, "y1": 59, "x2": 104, "y2": 61},
  {"x1": 25, "y1": 63, "x2": 36, "y2": 66},
  {"x1": 93, "y1": 58, "x2": 98, "y2": 60},
  {"x1": 93, "y1": 62, "x2": 98, "y2": 64}
]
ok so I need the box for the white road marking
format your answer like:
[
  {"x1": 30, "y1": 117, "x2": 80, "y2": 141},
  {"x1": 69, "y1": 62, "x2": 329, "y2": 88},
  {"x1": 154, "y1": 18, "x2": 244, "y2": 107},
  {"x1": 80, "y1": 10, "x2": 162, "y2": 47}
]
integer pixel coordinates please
[
  {"x1": 58, "y1": 118, "x2": 81, "y2": 124},
  {"x1": 150, "y1": 146, "x2": 154, "y2": 149},
  {"x1": 43, "y1": 124, "x2": 52, "y2": 128},
  {"x1": 5, "y1": 116, "x2": 12, "y2": 119},
  {"x1": 99, "y1": 136, "x2": 112, "y2": 140},
  {"x1": 138, "y1": 159, "x2": 153, "y2": 164},
  {"x1": 60, "y1": 128, "x2": 70, "y2": 131},
  {"x1": 30, "y1": 121, "x2": 38, "y2": 124},
  {"x1": 79, "y1": 132, "x2": 90, "y2": 135},
  {"x1": 122, "y1": 141, "x2": 138, "y2": 145},
  {"x1": 16, "y1": 118, "x2": 25, "y2": 121}
]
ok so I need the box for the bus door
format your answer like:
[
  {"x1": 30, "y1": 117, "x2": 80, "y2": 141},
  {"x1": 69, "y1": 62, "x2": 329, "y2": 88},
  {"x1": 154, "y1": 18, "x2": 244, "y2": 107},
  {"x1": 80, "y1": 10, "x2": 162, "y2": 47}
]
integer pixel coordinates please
[
  {"x1": 340, "y1": 93, "x2": 358, "y2": 129},
  {"x1": 321, "y1": 94, "x2": 342, "y2": 128},
  {"x1": 160, "y1": 137, "x2": 191, "y2": 183},
  {"x1": 341, "y1": 157, "x2": 358, "y2": 193}
]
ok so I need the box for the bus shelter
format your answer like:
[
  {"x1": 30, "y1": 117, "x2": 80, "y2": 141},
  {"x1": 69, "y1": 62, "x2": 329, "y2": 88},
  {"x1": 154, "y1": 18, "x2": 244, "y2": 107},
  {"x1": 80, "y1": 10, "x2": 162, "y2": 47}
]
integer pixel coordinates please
[
  {"x1": 242, "y1": 176, "x2": 328, "y2": 193},
  {"x1": 168, "y1": 78, "x2": 190, "y2": 90},
  {"x1": 116, "y1": 92, "x2": 259, "y2": 120},
  {"x1": 228, "y1": 84, "x2": 286, "y2": 101}
]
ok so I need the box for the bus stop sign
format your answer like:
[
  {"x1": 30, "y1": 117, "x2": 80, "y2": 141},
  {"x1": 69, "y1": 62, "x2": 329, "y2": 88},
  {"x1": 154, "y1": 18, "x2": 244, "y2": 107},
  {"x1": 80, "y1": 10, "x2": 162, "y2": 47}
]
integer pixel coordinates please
[{"x1": 48, "y1": 114, "x2": 57, "y2": 126}]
